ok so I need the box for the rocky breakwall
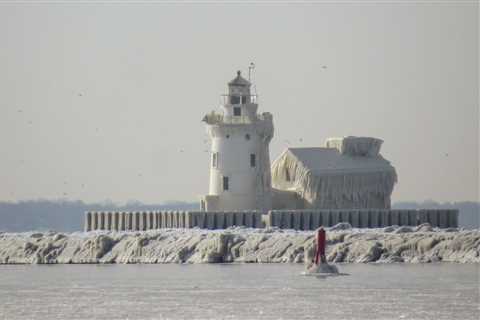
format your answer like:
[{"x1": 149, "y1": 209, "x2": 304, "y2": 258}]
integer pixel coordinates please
[{"x1": 0, "y1": 224, "x2": 478, "y2": 264}]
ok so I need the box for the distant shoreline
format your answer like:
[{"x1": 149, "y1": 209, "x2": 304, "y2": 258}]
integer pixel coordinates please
[
  {"x1": 1, "y1": 200, "x2": 478, "y2": 232},
  {"x1": 1, "y1": 226, "x2": 478, "y2": 264}
]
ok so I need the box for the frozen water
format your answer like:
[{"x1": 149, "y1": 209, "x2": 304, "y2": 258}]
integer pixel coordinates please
[{"x1": 0, "y1": 264, "x2": 478, "y2": 319}]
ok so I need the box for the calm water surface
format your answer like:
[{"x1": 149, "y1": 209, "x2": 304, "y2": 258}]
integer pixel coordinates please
[{"x1": 0, "y1": 264, "x2": 478, "y2": 320}]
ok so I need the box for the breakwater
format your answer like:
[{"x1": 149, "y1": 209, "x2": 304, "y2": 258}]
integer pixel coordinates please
[
  {"x1": 0, "y1": 226, "x2": 478, "y2": 264},
  {"x1": 84, "y1": 211, "x2": 263, "y2": 231},
  {"x1": 266, "y1": 209, "x2": 458, "y2": 229},
  {"x1": 84, "y1": 209, "x2": 458, "y2": 231}
]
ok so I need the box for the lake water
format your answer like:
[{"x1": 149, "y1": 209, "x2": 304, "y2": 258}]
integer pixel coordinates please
[{"x1": 0, "y1": 264, "x2": 478, "y2": 319}]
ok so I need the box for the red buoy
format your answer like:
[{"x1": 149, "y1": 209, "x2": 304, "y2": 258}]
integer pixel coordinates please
[{"x1": 315, "y1": 227, "x2": 326, "y2": 265}]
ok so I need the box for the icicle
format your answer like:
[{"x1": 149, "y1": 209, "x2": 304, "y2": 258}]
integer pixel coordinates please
[{"x1": 271, "y1": 148, "x2": 397, "y2": 209}]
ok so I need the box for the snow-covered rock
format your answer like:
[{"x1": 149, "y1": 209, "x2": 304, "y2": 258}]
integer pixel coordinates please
[{"x1": 0, "y1": 228, "x2": 478, "y2": 264}]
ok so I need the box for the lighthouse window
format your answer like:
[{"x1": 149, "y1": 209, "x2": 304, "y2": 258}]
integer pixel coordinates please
[
  {"x1": 212, "y1": 152, "x2": 218, "y2": 168},
  {"x1": 230, "y1": 95, "x2": 241, "y2": 105},
  {"x1": 233, "y1": 107, "x2": 241, "y2": 116},
  {"x1": 223, "y1": 176, "x2": 229, "y2": 191},
  {"x1": 245, "y1": 134, "x2": 250, "y2": 140},
  {"x1": 250, "y1": 154, "x2": 256, "y2": 167}
]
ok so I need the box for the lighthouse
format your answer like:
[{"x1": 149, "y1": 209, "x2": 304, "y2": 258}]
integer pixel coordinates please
[{"x1": 201, "y1": 70, "x2": 274, "y2": 212}]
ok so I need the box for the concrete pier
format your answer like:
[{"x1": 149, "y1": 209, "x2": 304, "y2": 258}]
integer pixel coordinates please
[
  {"x1": 265, "y1": 209, "x2": 458, "y2": 230},
  {"x1": 84, "y1": 210, "x2": 265, "y2": 231},
  {"x1": 84, "y1": 209, "x2": 458, "y2": 231}
]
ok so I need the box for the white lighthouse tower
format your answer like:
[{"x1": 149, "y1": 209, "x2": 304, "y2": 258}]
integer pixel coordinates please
[{"x1": 201, "y1": 70, "x2": 274, "y2": 212}]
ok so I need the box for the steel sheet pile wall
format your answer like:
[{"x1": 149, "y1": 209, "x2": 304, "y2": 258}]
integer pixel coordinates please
[
  {"x1": 265, "y1": 209, "x2": 458, "y2": 230},
  {"x1": 85, "y1": 211, "x2": 263, "y2": 231},
  {"x1": 186, "y1": 211, "x2": 263, "y2": 229},
  {"x1": 85, "y1": 209, "x2": 457, "y2": 231}
]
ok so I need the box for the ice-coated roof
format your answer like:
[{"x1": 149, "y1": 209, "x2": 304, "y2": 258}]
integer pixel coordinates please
[
  {"x1": 228, "y1": 71, "x2": 251, "y2": 87},
  {"x1": 286, "y1": 147, "x2": 395, "y2": 175}
]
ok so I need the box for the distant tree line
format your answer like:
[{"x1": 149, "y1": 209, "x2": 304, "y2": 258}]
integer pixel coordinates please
[
  {"x1": 0, "y1": 200, "x2": 477, "y2": 232},
  {"x1": 0, "y1": 200, "x2": 198, "y2": 232}
]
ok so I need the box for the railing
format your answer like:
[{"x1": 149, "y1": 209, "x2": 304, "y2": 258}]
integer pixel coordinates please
[
  {"x1": 203, "y1": 112, "x2": 270, "y2": 125},
  {"x1": 221, "y1": 94, "x2": 258, "y2": 105},
  {"x1": 222, "y1": 115, "x2": 254, "y2": 124}
]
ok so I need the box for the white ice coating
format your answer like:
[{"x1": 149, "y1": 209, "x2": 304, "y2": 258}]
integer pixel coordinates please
[
  {"x1": 200, "y1": 73, "x2": 397, "y2": 212},
  {"x1": 325, "y1": 136, "x2": 383, "y2": 157},
  {"x1": 271, "y1": 137, "x2": 397, "y2": 209},
  {"x1": 305, "y1": 262, "x2": 339, "y2": 275},
  {"x1": 0, "y1": 225, "x2": 478, "y2": 264},
  {"x1": 202, "y1": 71, "x2": 273, "y2": 211}
]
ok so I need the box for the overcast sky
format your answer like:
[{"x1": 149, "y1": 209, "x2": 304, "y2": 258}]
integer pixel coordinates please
[{"x1": 0, "y1": 1, "x2": 478, "y2": 204}]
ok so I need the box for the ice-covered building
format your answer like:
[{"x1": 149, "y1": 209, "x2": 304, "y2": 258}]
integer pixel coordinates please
[
  {"x1": 200, "y1": 71, "x2": 274, "y2": 212},
  {"x1": 271, "y1": 136, "x2": 397, "y2": 210},
  {"x1": 84, "y1": 71, "x2": 460, "y2": 232},
  {"x1": 199, "y1": 72, "x2": 397, "y2": 212}
]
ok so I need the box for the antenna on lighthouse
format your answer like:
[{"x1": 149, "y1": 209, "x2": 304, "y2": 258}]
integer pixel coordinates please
[{"x1": 249, "y1": 62, "x2": 257, "y2": 99}]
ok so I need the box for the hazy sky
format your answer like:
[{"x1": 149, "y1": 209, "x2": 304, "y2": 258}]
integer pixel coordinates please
[{"x1": 1, "y1": 1, "x2": 478, "y2": 204}]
